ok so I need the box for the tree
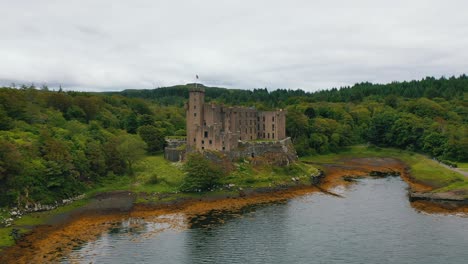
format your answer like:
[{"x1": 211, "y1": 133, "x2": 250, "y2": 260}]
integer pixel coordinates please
[
  {"x1": 138, "y1": 125, "x2": 165, "y2": 154},
  {"x1": 181, "y1": 153, "x2": 223, "y2": 192},
  {"x1": 391, "y1": 113, "x2": 424, "y2": 150},
  {"x1": 367, "y1": 111, "x2": 398, "y2": 146},
  {"x1": 286, "y1": 107, "x2": 309, "y2": 141},
  {"x1": 0, "y1": 139, "x2": 23, "y2": 182},
  {"x1": 124, "y1": 112, "x2": 139, "y2": 134},
  {"x1": 0, "y1": 106, "x2": 13, "y2": 130},
  {"x1": 116, "y1": 134, "x2": 147, "y2": 175}
]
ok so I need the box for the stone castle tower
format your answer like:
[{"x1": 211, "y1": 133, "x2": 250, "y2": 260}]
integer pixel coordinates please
[{"x1": 185, "y1": 87, "x2": 287, "y2": 153}]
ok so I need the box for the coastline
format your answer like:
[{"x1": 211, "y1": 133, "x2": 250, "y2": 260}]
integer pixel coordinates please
[{"x1": 1, "y1": 157, "x2": 467, "y2": 263}]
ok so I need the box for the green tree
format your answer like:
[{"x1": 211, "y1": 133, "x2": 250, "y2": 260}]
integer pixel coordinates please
[
  {"x1": 367, "y1": 111, "x2": 398, "y2": 146},
  {"x1": 116, "y1": 134, "x2": 147, "y2": 175},
  {"x1": 181, "y1": 153, "x2": 223, "y2": 192},
  {"x1": 286, "y1": 107, "x2": 309, "y2": 141},
  {"x1": 138, "y1": 125, "x2": 165, "y2": 154},
  {"x1": 125, "y1": 112, "x2": 139, "y2": 134}
]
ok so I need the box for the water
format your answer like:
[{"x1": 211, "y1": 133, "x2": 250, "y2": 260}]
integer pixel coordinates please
[{"x1": 63, "y1": 177, "x2": 468, "y2": 264}]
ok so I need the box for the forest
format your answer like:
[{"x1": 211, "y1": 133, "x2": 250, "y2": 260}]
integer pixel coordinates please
[{"x1": 0, "y1": 75, "x2": 467, "y2": 207}]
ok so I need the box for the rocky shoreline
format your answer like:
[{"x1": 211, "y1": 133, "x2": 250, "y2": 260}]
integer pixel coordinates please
[
  {"x1": 1, "y1": 157, "x2": 467, "y2": 263},
  {"x1": 409, "y1": 191, "x2": 468, "y2": 204},
  {"x1": 1, "y1": 194, "x2": 86, "y2": 228}
]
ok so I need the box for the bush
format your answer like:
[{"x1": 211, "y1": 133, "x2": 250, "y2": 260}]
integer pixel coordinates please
[{"x1": 181, "y1": 153, "x2": 223, "y2": 192}]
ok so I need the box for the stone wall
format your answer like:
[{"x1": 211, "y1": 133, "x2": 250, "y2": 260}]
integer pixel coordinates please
[
  {"x1": 164, "y1": 138, "x2": 186, "y2": 162},
  {"x1": 228, "y1": 137, "x2": 298, "y2": 165}
]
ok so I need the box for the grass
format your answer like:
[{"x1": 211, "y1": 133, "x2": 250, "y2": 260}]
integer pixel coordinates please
[
  {"x1": 132, "y1": 155, "x2": 185, "y2": 193},
  {"x1": 0, "y1": 227, "x2": 15, "y2": 248},
  {"x1": 457, "y1": 162, "x2": 468, "y2": 172},
  {"x1": 223, "y1": 160, "x2": 319, "y2": 188},
  {"x1": 301, "y1": 145, "x2": 468, "y2": 196},
  {"x1": 87, "y1": 155, "x2": 185, "y2": 195},
  {"x1": 0, "y1": 198, "x2": 90, "y2": 250}
]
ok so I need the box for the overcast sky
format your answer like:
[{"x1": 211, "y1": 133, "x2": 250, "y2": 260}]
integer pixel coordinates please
[{"x1": 1, "y1": 0, "x2": 467, "y2": 92}]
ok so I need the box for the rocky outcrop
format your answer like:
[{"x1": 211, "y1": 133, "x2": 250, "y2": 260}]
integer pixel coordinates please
[
  {"x1": 310, "y1": 169, "x2": 325, "y2": 185},
  {"x1": 409, "y1": 191, "x2": 468, "y2": 204}
]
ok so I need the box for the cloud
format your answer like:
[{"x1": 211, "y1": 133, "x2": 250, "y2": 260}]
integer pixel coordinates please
[{"x1": 0, "y1": 0, "x2": 467, "y2": 91}]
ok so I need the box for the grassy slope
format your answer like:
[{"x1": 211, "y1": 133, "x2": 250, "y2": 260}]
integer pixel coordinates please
[
  {"x1": 301, "y1": 145, "x2": 468, "y2": 196},
  {"x1": 457, "y1": 162, "x2": 468, "y2": 172},
  {"x1": 223, "y1": 161, "x2": 318, "y2": 187}
]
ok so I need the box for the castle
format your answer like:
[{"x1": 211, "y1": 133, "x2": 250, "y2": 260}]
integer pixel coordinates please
[
  {"x1": 164, "y1": 87, "x2": 297, "y2": 163},
  {"x1": 185, "y1": 87, "x2": 287, "y2": 152}
]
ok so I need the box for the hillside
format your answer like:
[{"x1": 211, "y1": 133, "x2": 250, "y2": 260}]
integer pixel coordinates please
[{"x1": 1, "y1": 75, "x2": 467, "y2": 208}]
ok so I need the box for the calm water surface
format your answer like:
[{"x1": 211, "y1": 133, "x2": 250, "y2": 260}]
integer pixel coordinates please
[{"x1": 63, "y1": 177, "x2": 468, "y2": 264}]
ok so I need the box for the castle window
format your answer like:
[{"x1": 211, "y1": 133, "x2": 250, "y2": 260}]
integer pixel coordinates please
[
  {"x1": 268, "y1": 133, "x2": 270, "y2": 139},
  {"x1": 263, "y1": 124, "x2": 265, "y2": 130},
  {"x1": 202, "y1": 146, "x2": 204, "y2": 150},
  {"x1": 202, "y1": 140, "x2": 205, "y2": 144},
  {"x1": 203, "y1": 121, "x2": 206, "y2": 126},
  {"x1": 194, "y1": 113, "x2": 197, "y2": 117},
  {"x1": 222, "y1": 146, "x2": 225, "y2": 150},
  {"x1": 209, "y1": 140, "x2": 212, "y2": 144},
  {"x1": 250, "y1": 128, "x2": 252, "y2": 133},
  {"x1": 204, "y1": 131, "x2": 208, "y2": 138},
  {"x1": 263, "y1": 133, "x2": 265, "y2": 137},
  {"x1": 194, "y1": 105, "x2": 196, "y2": 109},
  {"x1": 272, "y1": 133, "x2": 275, "y2": 139},
  {"x1": 193, "y1": 138, "x2": 196, "y2": 142},
  {"x1": 263, "y1": 116, "x2": 265, "y2": 122},
  {"x1": 272, "y1": 116, "x2": 275, "y2": 122},
  {"x1": 272, "y1": 124, "x2": 275, "y2": 130}
]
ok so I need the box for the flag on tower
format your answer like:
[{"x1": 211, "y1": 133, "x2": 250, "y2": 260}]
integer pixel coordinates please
[{"x1": 196, "y1": 75, "x2": 199, "y2": 79}]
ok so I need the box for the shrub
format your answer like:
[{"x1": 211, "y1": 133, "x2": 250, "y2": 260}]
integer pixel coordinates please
[{"x1": 181, "y1": 153, "x2": 223, "y2": 192}]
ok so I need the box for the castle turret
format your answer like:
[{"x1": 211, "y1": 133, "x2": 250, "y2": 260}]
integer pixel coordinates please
[{"x1": 186, "y1": 87, "x2": 205, "y2": 150}]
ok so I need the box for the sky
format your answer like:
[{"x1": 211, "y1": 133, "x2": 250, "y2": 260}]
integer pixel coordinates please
[{"x1": 1, "y1": 0, "x2": 467, "y2": 92}]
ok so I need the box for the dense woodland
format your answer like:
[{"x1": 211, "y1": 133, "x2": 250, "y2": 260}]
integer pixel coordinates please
[
  {"x1": 1, "y1": 75, "x2": 467, "y2": 207},
  {"x1": 0, "y1": 87, "x2": 184, "y2": 206}
]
